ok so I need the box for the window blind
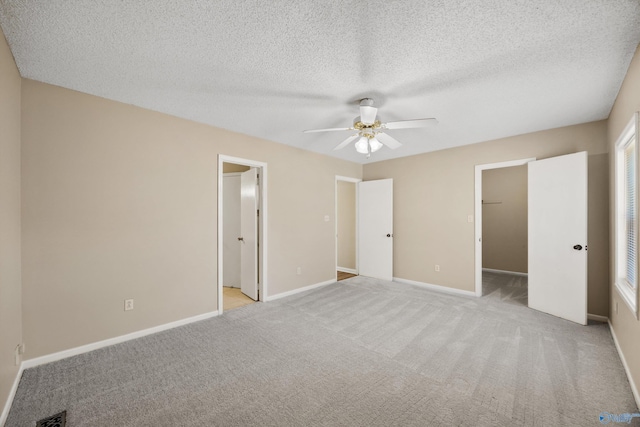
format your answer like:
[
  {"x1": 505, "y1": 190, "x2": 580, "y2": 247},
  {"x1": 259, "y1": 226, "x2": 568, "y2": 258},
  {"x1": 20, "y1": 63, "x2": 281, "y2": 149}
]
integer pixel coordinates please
[{"x1": 625, "y1": 139, "x2": 637, "y2": 288}]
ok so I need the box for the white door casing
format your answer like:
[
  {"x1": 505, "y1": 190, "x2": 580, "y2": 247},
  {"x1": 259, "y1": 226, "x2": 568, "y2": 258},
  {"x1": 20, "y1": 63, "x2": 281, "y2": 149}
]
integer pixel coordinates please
[
  {"x1": 358, "y1": 179, "x2": 393, "y2": 281},
  {"x1": 240, "y1": 168, "x2": 259, "y2": 301},
  {"x1": 528, "y1": 151, "x2": 588, "y2": 325}
]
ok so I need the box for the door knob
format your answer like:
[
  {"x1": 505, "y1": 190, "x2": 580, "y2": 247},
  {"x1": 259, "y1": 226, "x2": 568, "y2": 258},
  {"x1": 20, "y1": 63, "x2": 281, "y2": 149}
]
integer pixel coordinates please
[
  {"x1": 386, "y1": 234, "x2": 392, "y2": 237},
  {"x1": 573, "y1": 244, "x2": 582, "y2": 250},
  {"x1": 238, "y1": 237, "x2": 244, "y2": 242}
]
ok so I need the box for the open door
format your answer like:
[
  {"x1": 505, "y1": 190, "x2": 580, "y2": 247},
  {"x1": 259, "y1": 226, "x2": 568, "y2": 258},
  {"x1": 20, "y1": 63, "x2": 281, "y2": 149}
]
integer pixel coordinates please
[
  {"x1": 358, "y1": 179, "x2": 393, "y2": 281},
  {"x1": 240, "y1": 168, "x2": 258, "y2": 301},
  {"x1": 528, "y1": 151, "x2": 587, "y2": 325}
]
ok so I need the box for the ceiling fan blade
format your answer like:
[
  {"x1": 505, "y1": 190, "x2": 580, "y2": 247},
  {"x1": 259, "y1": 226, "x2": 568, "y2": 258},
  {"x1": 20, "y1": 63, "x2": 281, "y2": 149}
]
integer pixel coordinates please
[
  {"x1": 383, "y1": 118, "x2": 438, "y2": 130},
  {"x1": 359, "y1": 105, "x2": 378, "y2": 125},
  {"x1": 376, "y1": 132, "x2": 402, "y2": 150},
  {"x1": 333, "y1": 134, "x2": 360, "y2": 151},
  {"x1": 303, "y1": 127, "x2": 353, "y2": 133}
]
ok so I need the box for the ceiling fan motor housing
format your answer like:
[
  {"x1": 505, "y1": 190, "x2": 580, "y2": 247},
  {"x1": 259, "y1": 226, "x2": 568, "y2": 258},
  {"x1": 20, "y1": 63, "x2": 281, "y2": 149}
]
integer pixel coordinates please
[{"x1": 358, "y1": 98, "x2": 378, "y2": 125}]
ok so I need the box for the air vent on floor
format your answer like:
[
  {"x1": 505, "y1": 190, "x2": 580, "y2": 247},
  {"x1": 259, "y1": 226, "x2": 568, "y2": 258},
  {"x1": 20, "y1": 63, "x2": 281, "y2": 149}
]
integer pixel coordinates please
[{"x1": 36, "y1": 410, "x2": 66, "y2": 427}]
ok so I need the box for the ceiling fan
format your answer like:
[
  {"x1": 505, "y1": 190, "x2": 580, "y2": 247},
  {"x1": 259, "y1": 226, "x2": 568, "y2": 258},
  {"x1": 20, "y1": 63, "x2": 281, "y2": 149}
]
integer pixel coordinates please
[{"x1": 303, "y1": 98, "x2": 437, "y2": 158}]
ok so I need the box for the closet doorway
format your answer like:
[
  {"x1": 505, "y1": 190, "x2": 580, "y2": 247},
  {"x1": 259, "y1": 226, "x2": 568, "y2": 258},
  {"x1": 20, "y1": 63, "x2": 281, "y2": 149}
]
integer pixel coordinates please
[
  {"x1": 475, "y1": 153, "x2": 589, "y2": 325},
  {"x1": 481, "y1": 164, "x2": 529, "y2": 307},
  {"x1": 475, "y1": 158, "x2": 536, "y2": 304}
]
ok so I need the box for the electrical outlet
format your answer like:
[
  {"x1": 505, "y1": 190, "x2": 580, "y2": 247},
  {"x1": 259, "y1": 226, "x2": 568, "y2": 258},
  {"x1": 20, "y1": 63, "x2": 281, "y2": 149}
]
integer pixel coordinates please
[
  {"x1": 124, "y1": 299, "x2": 134, "y2": 311},
  {"x1": 297, "y1": 267, "x2": 302, "y2": 275},
  {"x1": 467, "y1": 215, "x2": 473, "y2": 223},
  {"x1": 18, "y1": 343, "x2": 25, "y2": 355},
  {"x1": 435, "y1": 265, "x2": 440, "y2": 272}
]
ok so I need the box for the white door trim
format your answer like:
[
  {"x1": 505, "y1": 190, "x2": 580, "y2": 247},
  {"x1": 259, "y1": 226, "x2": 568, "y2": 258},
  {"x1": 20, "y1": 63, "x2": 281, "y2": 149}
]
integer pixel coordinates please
[
  {"x1": 218, "y1": 155, "x2": 268, "y2": 314},
  {"x1": 474, "y1": 157, "x2": 535, "y2": 297},
  {"x1": 335, "y1": 176, "x2": 361, "y2": 280}
]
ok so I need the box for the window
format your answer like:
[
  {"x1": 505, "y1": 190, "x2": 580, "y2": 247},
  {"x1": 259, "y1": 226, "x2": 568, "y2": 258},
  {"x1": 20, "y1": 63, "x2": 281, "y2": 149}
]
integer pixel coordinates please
[{"x1": 615, "y1": 112, "x2": 639, "y2": 315}]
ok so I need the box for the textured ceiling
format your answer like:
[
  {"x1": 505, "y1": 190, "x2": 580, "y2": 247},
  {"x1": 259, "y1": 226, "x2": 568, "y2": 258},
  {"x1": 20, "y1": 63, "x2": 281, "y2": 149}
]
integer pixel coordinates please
[{"x1": 1, "y1": 1, "x2": 640, "y2": 164}]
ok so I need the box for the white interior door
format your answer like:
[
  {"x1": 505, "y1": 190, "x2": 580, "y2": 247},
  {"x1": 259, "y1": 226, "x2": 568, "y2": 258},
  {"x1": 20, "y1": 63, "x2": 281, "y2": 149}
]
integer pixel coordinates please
[
  {"x1": 358, "y1": 179, "x2": 393, "y2": 281},
  {"x1": 240, "y1": 168, "x2": 258, "y2": 300},
  {"x1": 223, "y1": 175, "x2": 241, "y2": 288},
  {"x1": 528, "y1": 151, "x2": 587, "y2": 325}
]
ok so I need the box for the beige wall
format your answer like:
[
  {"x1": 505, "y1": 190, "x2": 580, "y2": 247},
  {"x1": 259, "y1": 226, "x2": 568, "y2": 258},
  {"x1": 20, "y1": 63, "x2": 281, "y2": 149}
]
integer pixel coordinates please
[
  {"x1": 363, "y1": 120, "x2": 609, "y2": 316},
  {"x1": 337, "y1": 180, "x2": 356, "y2": 270},
  {"x1": 482, "y1": 165, "x2": 527, "y2": 273},
  {"x1": 608, "y1": 45, "x2": 640, "y2": 398},
  {"x1": 0, "y1": 27, "x2": 22, "y2": 414},
  {"x1": 20, "y1": 79, "x2": 361, "y2": 359}
]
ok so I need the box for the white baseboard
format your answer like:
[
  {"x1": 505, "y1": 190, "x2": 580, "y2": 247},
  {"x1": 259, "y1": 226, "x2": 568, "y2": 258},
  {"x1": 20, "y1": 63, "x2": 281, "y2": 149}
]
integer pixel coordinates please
[
  {"x1": 393, "y1": 277, "x2": 477, "y2": 298},
  {"x1": 21, "y1": 310, "x2": 219, "y2": 370},
  {"x1": 482, "y1": 268, "x2": 528, "y2": 276},
  {"x1": 1, "y1": 363, "x2": 24, "y2": 427},
  {"x1": 587, "y1": 313, "x2": 608, "y2": 323},
  {"x1": 337, "y1": 267, "x2": 357, "y2": 274},
  {"x1": 265, "y1": 279, "x2": 335, "y2": 301},
  {"x1": 608, "y1": 320, "x2": 640, "y2": 409}
]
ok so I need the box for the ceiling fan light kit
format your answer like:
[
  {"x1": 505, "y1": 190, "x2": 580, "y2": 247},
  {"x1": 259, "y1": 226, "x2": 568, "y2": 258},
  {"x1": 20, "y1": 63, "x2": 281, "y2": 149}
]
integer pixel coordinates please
[
  {"x1": 354, "y1": 136, "x2": 369, "y2": 154},
  {"x1": 368, "y1": 137, "x2": 383, "y2": 152},
  {"x1": 304, "y1": 98, "x2": 437, "y2": 158},
  {"x1": 354, "y1": 135, "x2": 384, "y2": 158}
]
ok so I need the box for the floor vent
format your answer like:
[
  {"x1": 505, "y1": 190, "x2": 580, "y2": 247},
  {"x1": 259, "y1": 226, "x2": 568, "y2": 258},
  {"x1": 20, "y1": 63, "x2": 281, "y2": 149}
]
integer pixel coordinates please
[{"x1": 36, "y1": 410, "x2": 66, "y2": 427}]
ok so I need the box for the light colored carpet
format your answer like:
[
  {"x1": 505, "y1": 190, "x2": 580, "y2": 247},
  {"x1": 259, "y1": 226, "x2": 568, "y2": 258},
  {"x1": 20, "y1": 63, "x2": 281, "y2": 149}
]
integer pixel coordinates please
[{"x1": 6, "y1": 273, "x2": 637, "y2": 426}]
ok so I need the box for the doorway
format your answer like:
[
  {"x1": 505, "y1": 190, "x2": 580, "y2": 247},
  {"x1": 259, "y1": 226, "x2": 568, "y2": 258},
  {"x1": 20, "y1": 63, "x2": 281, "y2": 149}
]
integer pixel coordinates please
[
  {"x1": 481, "y1": 165, "x2": 529, "y2": 306},
  {"x1": 218, "y1": 155, "x2": 268, "y2": 314},
  {"x1": 336, "y1": 176, "x2": 360, "y2": 280},
  {"x1": 336, "y1": 177, "x2": 394, "y2": 281},
  {"x1": 222, "y1": 166, "x2": 256, "y2": 311},
  {"x1": 474, "y1": 158, "x2": 535, "y2": 298},
  {"x1": 475, "y1": 153, "x2": 588, "y2": 325}
]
